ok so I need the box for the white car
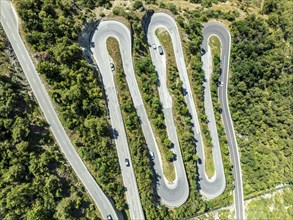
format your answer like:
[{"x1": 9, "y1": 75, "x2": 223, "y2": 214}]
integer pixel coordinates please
[
  {"x1": 220, "y1": 82, "x2": 224, "y2": 86},
  {"x1": 150, "y1": 152, "x2": 155, "y2": 160},
  {"x1": 152, "y1": 43, "x2": 156, "y2": 50},
  {"x1": 110, "y1": 63, "x2": 115, "y2": 72},
  {"x1": 125, "y1": 158, "x2": 130, "y2": 167}
]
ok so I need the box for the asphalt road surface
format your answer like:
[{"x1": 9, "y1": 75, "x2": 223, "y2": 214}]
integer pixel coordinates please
[
  {"x1": 146, "y1": 13, "x2": 226, "y2": 200},
  {"x1": 1, "y1": 0, "x2": 245, "y2": 218},
  {"x1": 147, "y1": 16, "x2": 190, "y2": 207},
  {"x1": 92, "y1": 17, "x2": 191, "y2": 210},
  {"x1": 202, "y1": 21, "x2": 245, "y2": 220},
  {"x1": 0, "y1": 1, "x2": 120, "y2": 219},
  {"x1": 201, "y1": 31, "x2": 225, "y2": 186},
  {"x1": 91, "y1": 21, "x2": 145, "y2": 220}
]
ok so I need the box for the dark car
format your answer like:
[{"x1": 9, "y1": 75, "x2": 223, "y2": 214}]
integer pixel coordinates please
[
  {"x1": 201, "y1": 48, "x2": 206, "y2": 55},
  {"x1": 158, "y1": 46, "x2": 164, "y2": 55},
  {"x1": 125, "y1": 158, "x2": 130, "y2": 167}
]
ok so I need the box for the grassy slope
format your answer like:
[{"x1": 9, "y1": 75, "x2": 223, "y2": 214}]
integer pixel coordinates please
[
  {"x1": 106, "y1": 37, "x2": 130, "y2": 219},
  {"x1": 246, "y1": 187, "x2": 293, "y2": 219},
  {"x1": 133, "y1": 43, "x2": 176, "y2": 181},
  {"x1": 155, "y1": 28, "x2": 217, "y2": 178},
  {"x1": 206, "y1": 35, "x2": 222, "y2": 179},
  {"x1": 209, "y1": 36, "x2": 221, "y2": 57}
]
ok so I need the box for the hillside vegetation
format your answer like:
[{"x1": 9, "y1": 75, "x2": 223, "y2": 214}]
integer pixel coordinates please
[
  {"x1": 229, "y1": 0, "x2": 292, "y2": 196},
  {"x1": 246, "y1": 187, "x2": 293, "y2": 219},
  {"x1": 15, "y1": 0, "x2": 126, "y2": 212},
  {"x1": 0, "y1": 25, "x2": 100, "y2": 219},
  {"x1": 165, "y1": 0, "x2": 293, "y2": 200},
  {"x1": 3, "y1": 0, "x2": 292, "y2": 219}
]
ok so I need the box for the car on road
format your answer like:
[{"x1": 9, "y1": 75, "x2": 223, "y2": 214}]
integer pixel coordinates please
[
  {"x1": 201, "y1": 48, "x2": 206, "y2": 55},
  {"x1": 220, "y1": 81, "x2": 224, "y2": 86},
  {"x1": 125, "y1": 158, "x2": 130, "y2": 167},
  {"x1": 150, "y1": 152, "x2": 155, "y2": 160},
  {"x1": 110, "y1": 63, "x2": 115, "y2": 72},
  {"x1": 158, "y1": 46, "x2": 164, "y2": 55},
  {"x1": 219, "y1": 108, "x2": 223, "y2": 114},
  {"x1": 107, "y1": 215, "x2": 112, "y2": 220},
  {"x1": 152, "y1": 43, "x2": 156, "y2": 50}
]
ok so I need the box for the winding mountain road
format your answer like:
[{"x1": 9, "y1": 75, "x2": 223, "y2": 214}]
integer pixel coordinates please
[
  {"x1": 0, "y1": 1, "x2": 120, "y2": 219},
  {"x1": 202, "y1": 21, "x2": 245, "y2": 219},
  {"x1": 146, "y1": 13, "x2": 244, "y2": 219},
  {"x1": 146, "y1": 13, "x2": 227, "y2": 200},
  {"x1": 91, "y1": 21, "x2": 145, "y2": 220},
  {"x1": 2, "y1": 0, "x2": 244, "y2": 217},
  {"x1": 91, "y1": 18, "x2": 190, "y2": 215},
  {"x1": 146, "y1": 16, "x2": 191, "y2": 207}
]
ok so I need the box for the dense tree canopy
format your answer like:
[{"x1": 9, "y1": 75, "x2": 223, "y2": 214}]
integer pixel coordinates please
[
  {"x1": 16, "y1": 0, "x2": 126, "y2": 212},
  {"x1": 0, "y1": 26, "x2": 99, "y2": 219},
  {"x1": 229, "y1": 0, "x2": 292, "y2": 195},
  {"x1": 6, "y1": 0, "x2": 292, "y2": 218}
]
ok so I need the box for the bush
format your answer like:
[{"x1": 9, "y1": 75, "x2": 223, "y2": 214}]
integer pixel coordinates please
[
  {"x1": 133, "y1": 1, "x2": 143, "y2": 10},
  {"x1": 112, "y1": 7, "x2": 121, "y2": 15}
]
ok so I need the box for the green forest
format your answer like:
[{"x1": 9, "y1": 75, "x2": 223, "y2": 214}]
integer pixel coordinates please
[
  {"x1": 229, "y1": 0, "x2": 292, "y2": 196},
  {"x1": 15, "y1": 0, "x2": 127, "y2": 213},
  {"x1": 1, "y1": 0, "x2": 291, "y2": 219},
  {"x1": 0, "y1": 25, "x2": 99, "y2": 219}
]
